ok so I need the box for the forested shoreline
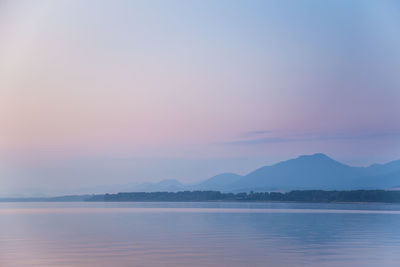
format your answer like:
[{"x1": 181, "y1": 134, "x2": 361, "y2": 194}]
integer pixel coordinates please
[
  {"x1": 2, "y1": 190, "x2": 400, "y2": 203},
  {"x1": 87, "y1": 190, "x2": 400, "y2": 203}
]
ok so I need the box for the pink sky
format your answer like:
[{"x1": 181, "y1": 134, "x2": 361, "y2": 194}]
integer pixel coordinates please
[{"x1": 1, "y1": 0, "x2": 400, "y2": 195}]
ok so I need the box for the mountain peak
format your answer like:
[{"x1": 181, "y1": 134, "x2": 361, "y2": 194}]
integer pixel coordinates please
[
  {"x1": 291, "y1": 153, "x2": 347, "y2": 167},
  {"x1": 298, "y1": 153, "x2": 331, "y2": 160}
]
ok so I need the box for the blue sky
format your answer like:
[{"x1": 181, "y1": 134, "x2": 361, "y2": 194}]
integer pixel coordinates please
[{"x1": 0, "y1": 0, "x2": 399, "y2": 195}]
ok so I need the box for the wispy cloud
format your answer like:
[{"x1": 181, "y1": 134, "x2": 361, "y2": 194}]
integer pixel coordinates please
[
  {"x1": 224, "y1": 137, "x2": 291, "y2": 145},
  {"x1": 223, "y1": 131, "x2": 400, "y2": 146},
  {"x1": 241, "y1": 130, "x2": 272, "y2": 138}
]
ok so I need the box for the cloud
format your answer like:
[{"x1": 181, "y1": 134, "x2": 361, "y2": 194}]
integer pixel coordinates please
[
  {"x1": 223, "y1": 131, "x2": 400, "y2": 146},
  {"x1": 241, "y1": 130, "x2": 272, "y2": 138},
  {"x1": 224, "y1": 137, "x2": 291, "y2": 145}
]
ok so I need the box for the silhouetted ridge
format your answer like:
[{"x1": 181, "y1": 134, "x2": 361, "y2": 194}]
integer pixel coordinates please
[
  {"x1": 78, "y1": 154, "x2": 400, "y2": 193},
  {"x1": 193, "y1": 173, "x2": 242, "y2": 191}
]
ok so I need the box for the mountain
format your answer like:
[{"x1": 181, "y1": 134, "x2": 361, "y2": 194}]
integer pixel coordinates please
[
  {"x1": 224, "y1": 153, "x2": 400, "y2": 192},
  {"x1": 190, "y1": 173, "x2": 242, "y2": 191},
  {"x1": 365, "y1": 160, "x2": 400, "y2": 176},
  {"x1": 228, "y1": 154, "x2": 359, "y2": 191},
  {"x1": 84, "y1": 154, "x2": 400, "y2": 193}
]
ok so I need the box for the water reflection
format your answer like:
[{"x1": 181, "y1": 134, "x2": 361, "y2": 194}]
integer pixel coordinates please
[{"x1": 1, "y1": 202, "x2": 400, "y2": 266}]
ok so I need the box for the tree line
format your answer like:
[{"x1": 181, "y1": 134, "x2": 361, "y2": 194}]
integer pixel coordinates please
[{"x1": 86, "y1": 190, "x2": 400, "y2": 203}]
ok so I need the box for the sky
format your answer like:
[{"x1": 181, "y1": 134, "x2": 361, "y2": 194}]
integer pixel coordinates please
[{"x1": 1, "y1": 0, "x2": 400, "y2": 195}]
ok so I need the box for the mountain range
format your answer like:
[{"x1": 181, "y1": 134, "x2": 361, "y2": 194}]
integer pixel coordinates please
[{"x1": 123, "y1": 153, "x2": 400, "y2": 193}]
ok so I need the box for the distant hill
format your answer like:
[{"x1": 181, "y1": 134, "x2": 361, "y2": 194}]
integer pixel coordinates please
[
  {"x1": 227, "y1": 153, "x2": 362, "y2": 191},
  {"x1": 221, "y1": 153, "x2": 400, "y2": 192},
  {"x1": 190, "y1": 173, "x2": 242, "y2": 191},
  {"x1": 1, "y1": 156, "x2": 400, "y2": 200},
  {"x1": 128, "y1": 154, "x2": 400, "y2": 192},
  {"x1": 76, "y1": 154, "x2": 399, "y2": 194}
]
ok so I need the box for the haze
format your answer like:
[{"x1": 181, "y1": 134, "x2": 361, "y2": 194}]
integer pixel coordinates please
[{"x1": 1, "y1": 0, "x2": 400, "y2": 196}]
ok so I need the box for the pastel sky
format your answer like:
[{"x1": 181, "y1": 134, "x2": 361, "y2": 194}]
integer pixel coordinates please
[{"x1": 1, "y1": 0, "x2": 400, "y2": 195}]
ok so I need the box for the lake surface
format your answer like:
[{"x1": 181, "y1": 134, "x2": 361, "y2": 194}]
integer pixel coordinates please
[{"x1": 1, "y1": 202, "x2": 400, "y2": 266}]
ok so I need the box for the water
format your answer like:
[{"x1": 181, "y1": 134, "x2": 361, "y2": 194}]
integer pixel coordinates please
[{"x1": 1, "y1": 202, "x2": 400, "y2": 266}]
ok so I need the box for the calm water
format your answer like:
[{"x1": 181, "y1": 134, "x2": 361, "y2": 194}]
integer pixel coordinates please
[{"x1": 1, "y1": 202, "x2": 400, "y2": 266}]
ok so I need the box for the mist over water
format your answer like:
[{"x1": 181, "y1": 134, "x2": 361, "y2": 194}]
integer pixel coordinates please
[{"x1": 1, "y1": 202, "x2": 400, "y2": 267}]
